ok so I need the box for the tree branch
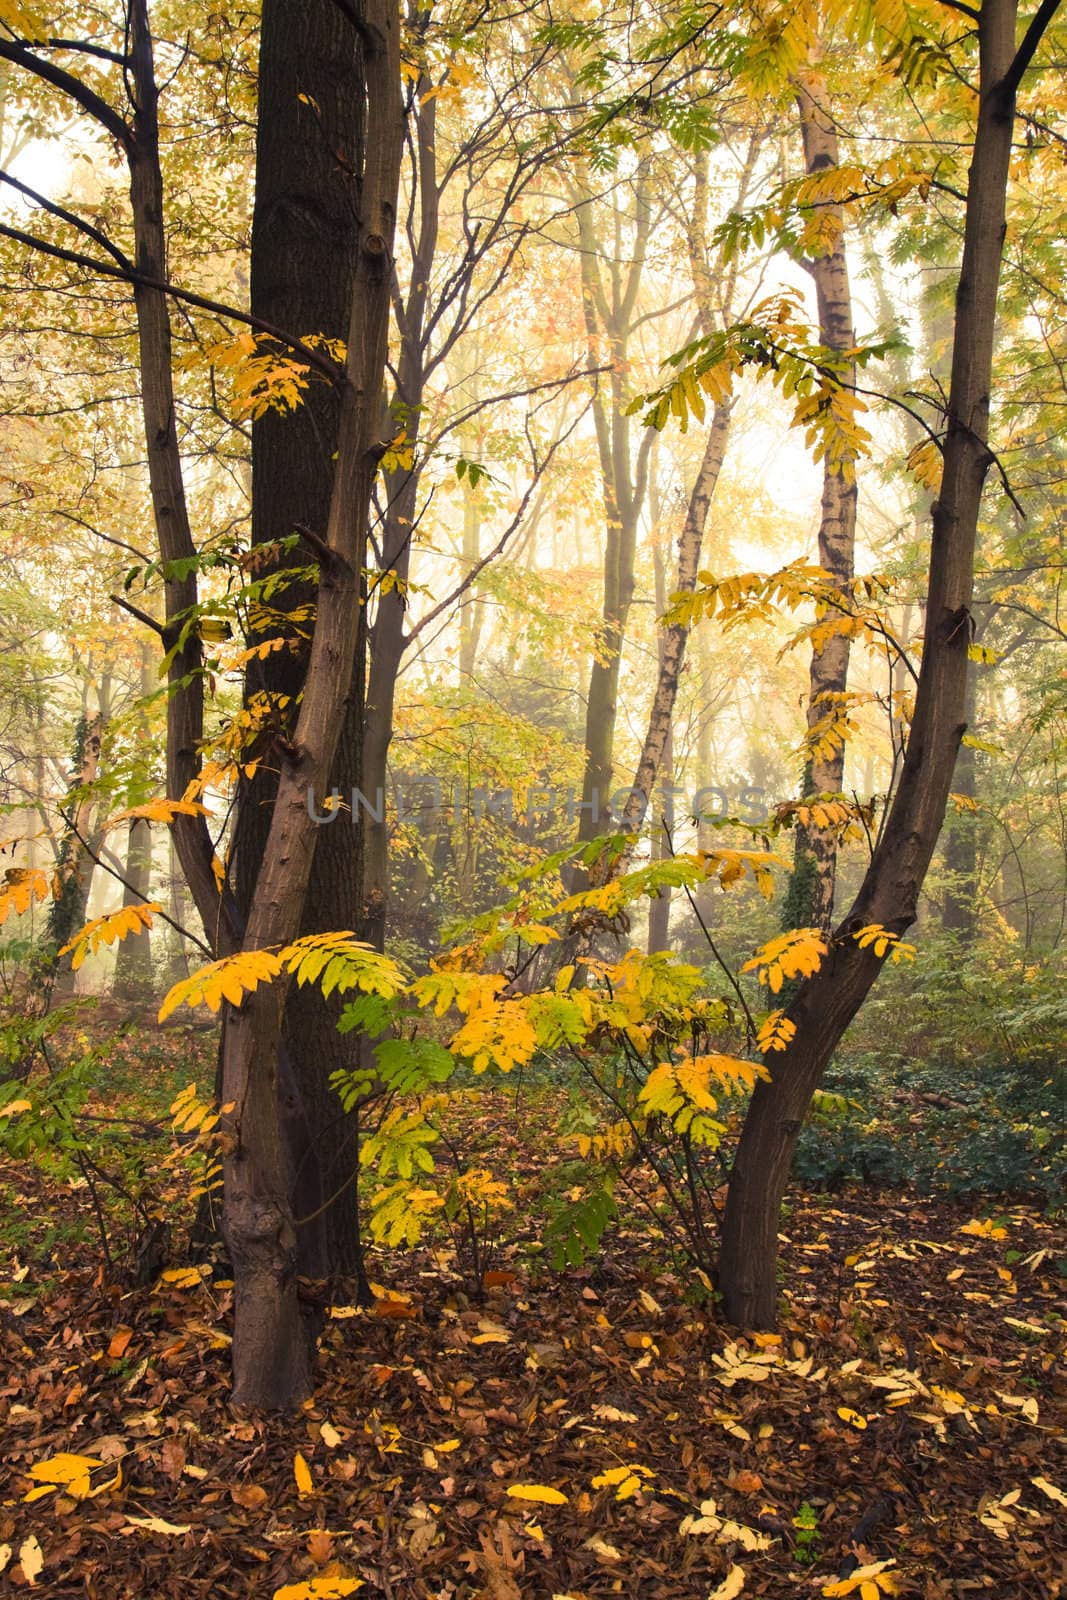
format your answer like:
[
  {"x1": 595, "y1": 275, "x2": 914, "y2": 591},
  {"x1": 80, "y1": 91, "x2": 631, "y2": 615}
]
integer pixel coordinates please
[
  {"x1": 0, "y1": 221, "x2": 344, "y2": 383},
  {"x1": 1003, "y1": 0, "x2": 1062, "y2": 95},
  {"x1": 0, "y1": 38, "x2": 130, "y2": 146}
]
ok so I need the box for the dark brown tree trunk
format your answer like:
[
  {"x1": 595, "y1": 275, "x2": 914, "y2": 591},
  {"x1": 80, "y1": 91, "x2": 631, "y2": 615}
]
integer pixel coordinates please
[
  {"x1": 219, "y1": 0, "x2": 402, "y2": 1407},
  {"x1": 719, "y1": 0, "x2": 1045, "y2": 1328},
  {"x1": 233, "y1": 0, "x2": 368, "y2": 1280}
]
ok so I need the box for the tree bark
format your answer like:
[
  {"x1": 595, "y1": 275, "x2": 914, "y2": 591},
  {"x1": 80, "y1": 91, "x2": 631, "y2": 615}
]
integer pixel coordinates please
[
  {"x1": 220, "y1": 0, "x2": 403, "y2": 1408},
  {"x1": 573, "y1": 169, "x2": 654, "y2": 846},
  {"x1": 719, "y1": 0, "x2": 1039, "y2": 1328},
  {"x1": 788, "y1": 77, "x2": 858, "y2": 935},
  {"x1": 113, "y1": 642, "x2": 155, "y2": 1001},
  {"x1": 234, "y1": 0, "x2": 367, "y2": 1279}
]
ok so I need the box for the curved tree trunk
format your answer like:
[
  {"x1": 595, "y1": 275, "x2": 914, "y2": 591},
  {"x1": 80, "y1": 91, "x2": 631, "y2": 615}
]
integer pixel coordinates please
[{"x1": 719, "y1": 0, "x2": 1043, "y2": 1328}]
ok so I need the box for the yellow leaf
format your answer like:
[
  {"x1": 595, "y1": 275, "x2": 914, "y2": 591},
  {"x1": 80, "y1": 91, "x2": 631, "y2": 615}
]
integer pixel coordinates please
[
  {"x1": 25, "y1": 1452, "x2": 120, "y2": 1502},
  {"x1": 822, "y1": 1560, "x2": 897, "y2": 1597},
  {"x1": 159, "y1": 1266, "x2": 205, "y2": 1289},
  {"x1": 709, "y1": 1564, "x2": 745, "y2": 1600},
  {"x1": 0, "y1": 1099, "x2": 31, "y2": 1119},
  {"x1": 124, "y1": 1515, "x2": 192, "y2": 1534},
  {"x1": 0, "y1": 866, "x2": 52, "y2": 925},
  {"x1": 506, "y1": 1483, "x2": 568, "y2": 1505},
  {"x1": 272, "y1": 1581, "x2": 363, "y2": 1600},
  {"x1": 837, "y1": 1407, "x2": 868, "y2": 1430},
  {"x1": 1032, "y1": 1476, "x2": 1067, "y2": 1507},
  {"x1": 320, "y1": 1422, "x2": 342, "y2": 1449},
  {"x1": 294, "y1": 1451, "x2": 314, "y2": 1498},
  {"x1": 17, "y1": 1534, "x2": 43, "y2": 1587},
  {"x1": 960, "y1": 1217, "x2": 1007, "y2": 1239}
]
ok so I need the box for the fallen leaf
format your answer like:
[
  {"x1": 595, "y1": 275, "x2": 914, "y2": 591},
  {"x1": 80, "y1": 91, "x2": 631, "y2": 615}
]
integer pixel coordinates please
[
  {"x1": 272, "y1": 1580, "x2": 363, "y2": 1600},
  {"x1": 18, "y1": 1535, "x2": 43, "y2": 1587},
  {"x1": 124, "y1": 1515, "x2": 193, "y2": 1535},
  {"x1": 505, "y1": 1483, "x2": 568, "y2": 1505},
  {"x1": 294, "y1": 1451, "x2": 314, "y2": 1498},
  {"x1": 307, "y1": 1528, "x2": 335, "y2": 1565},
  {"x1": 709, "y1": 1563, "x2": 745, "y2": 1600}
]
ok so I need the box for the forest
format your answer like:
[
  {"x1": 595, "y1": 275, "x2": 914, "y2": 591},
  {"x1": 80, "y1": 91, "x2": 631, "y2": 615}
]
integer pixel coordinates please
[{"x1": 0, "y1": 0, "x2": 1064, "y2": 1594}]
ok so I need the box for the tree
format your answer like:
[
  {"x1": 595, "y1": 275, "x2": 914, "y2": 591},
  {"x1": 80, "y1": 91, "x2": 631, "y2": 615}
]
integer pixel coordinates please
[{"x1": 718, "y1": 0, "x2": 1062, "y2": 1328}]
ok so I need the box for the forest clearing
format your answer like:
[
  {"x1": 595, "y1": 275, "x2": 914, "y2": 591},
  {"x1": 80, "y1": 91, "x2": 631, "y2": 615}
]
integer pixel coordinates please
[{"x1": 0, "y1": 0, "x2": 1064, "y2": 1594}]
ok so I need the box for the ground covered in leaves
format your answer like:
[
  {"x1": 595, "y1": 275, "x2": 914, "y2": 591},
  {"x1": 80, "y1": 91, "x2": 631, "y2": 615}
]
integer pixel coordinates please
[{"x1": 0, "y1": 1072, "x2": 1064, "y2": 1599}]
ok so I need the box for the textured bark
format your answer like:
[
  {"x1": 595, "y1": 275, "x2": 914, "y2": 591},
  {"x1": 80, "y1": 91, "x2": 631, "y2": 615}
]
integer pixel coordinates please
[
  {"x1": 720, "y1": 0, "x2": 1037, "y2": 1328},
  {"x1": 789, "y1": 78, "x2": 858, "y2": 935},
  {"x1": 234, "y1": 0, "x2": 366, "y2": 1278},
  {"x1": 220, "y1": 0, "x2": 403, "y2": 1408}
]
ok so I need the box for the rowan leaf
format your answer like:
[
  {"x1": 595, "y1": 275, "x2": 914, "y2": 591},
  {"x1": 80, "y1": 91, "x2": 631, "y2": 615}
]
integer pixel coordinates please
[
  {"x1": 506, "y1": 1483, "x2": 569, "y2": 1504},
  {"x1": 294, "y1": 1451, "x2": 314, "y2": 1497}
]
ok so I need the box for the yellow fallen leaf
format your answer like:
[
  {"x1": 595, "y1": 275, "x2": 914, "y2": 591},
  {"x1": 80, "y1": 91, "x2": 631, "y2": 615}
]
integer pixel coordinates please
[
  {"x1": 709, "y1": 1564, "x2": 745, "y2": 1600},
  {"x1": 125, "y1": 1515, "x2": 193, "y2": 1534},
  {"x1": 272, "y1": 1580, "x2": 363, "y2": 1600},
  {"x1": 294, "y1": 1451, "x2": 314, "y2": 1498},
  {"x1": 1032, "y1": 1476, "x2": 1067, "y2": 1507},
  {"x1": 0, "y1": 1544, "x2": 10, "y2": 1575},
  {"x1": 24, "y1": 1452, "x2": 121, "y2": 1502},
  {"x1": 159, "y1": 1266, "x2": 204, "y2": 1289},
  {"x1": 18, "y1": 1535, "x2": 43, "y2": 1587},
  {"x1": 837, "y1": 1407, "x2": 868, "y2": 1430},
  {"x1": 822, "y1": 1559, "x2": 898, "y2": 1597},
  {"x1": 319, "y1": 1421, "x2": 342, "y2": 1449},
  {"x1": 506, "y1": 1483, "x2": 568, "y2": 1505}
]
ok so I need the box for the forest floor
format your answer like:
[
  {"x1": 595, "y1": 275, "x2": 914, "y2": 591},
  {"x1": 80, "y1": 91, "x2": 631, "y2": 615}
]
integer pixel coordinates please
[{"x1": 0, "y1": 1038, "x2": 1064, "y2": 1600}]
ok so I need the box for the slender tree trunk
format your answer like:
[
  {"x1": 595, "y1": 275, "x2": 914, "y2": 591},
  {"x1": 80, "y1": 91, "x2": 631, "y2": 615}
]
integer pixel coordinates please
[
  {"x1": 126, "y1": 0, "x2": 233, "y2": 948},
  {"x1": 942, "y1": 666, "x2": 979, "y2": 937},
  {"x1": 788, "y1": 77, "x2": 858, "y2": 935},
  {"x1": 719, "y1": 0, "x2": 1042, "y2": 1328},
  {"x1": 361, "y1": 68, "x2": 438, "y2": 952},
  {"x1": 50, "y1": 711, "x2": 103, "y2": 992},
  {"x1": 113, "y1": 643, "x2": 155, "y2": 1000},
  {"x1": 573, "y1": 171, "x2": 653, "y2": 846},
  {"x1": 647, "y1": 533, "x2": 674, "y2": 954}
]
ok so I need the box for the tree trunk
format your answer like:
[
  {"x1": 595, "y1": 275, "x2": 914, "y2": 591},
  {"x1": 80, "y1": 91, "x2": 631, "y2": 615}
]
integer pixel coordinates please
[
  {"x1": 113, "y1": 643, "x2": 156, "y2": 1001},
  {"x1": 719, "y1": 0, "x2": 1038, "y2": 1328},
  {"x1": 234, "y1": 0, "x2": 368, "y2": 1280},
  {"x1": 361, "y1": 68, "x2": 438, "y2": 953},
  {"x1": 220, "y1": 0, "x2": 403, "y2": 1408},
  {"x1": 573, "y1": 170, "x2": 653, "y2": 847},
  {"x1": 788, "y1": 77, "x2": 858, "y2": 935},
  {"x1": 941, "y1": 665, "x2": 979, "y2": 938},
  {"x1": 49, "y1": 711, "x2": 103, "y2": 991}
]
